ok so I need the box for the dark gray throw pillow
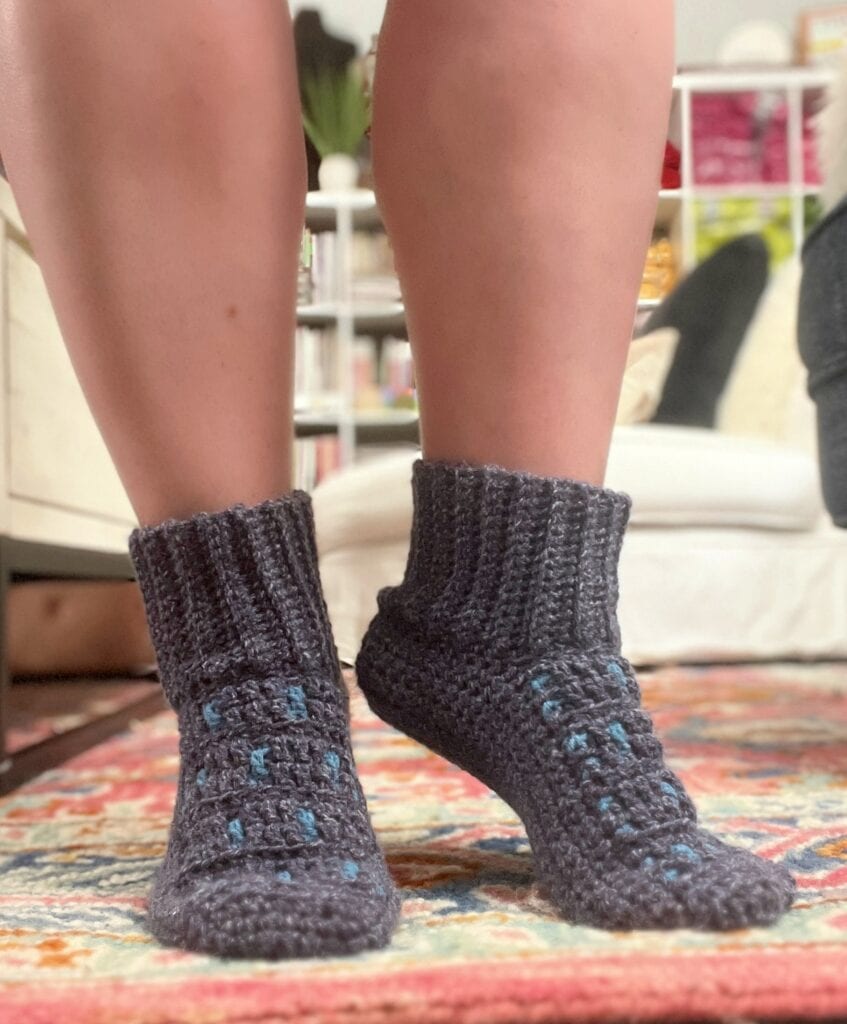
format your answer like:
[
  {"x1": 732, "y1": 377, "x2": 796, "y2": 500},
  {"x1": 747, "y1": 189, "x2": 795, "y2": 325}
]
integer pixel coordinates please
[{"x1": 641, "y1": 234, "x2": 770, "y2": 429}]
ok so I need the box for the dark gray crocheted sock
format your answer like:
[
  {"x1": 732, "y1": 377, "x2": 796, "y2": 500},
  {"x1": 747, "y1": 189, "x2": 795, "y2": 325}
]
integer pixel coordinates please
[
  {"x1": 357, "y1": 461, "x2": 795, "y2": 931},
  {"x1": 130, "y1": 494, "x2": 399, "y2": 959}
]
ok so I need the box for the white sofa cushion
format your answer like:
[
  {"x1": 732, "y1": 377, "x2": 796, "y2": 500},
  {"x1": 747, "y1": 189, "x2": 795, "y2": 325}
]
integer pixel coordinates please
[
  {"x1": 313, "y1": 425, "x2": 823, "y2": 559},
  {"x1": 320, "y1": 525, "x2": 847, "y2": 666},
  {"x1": 606, "y1": 425, "x2": 822, "y2": 530}
]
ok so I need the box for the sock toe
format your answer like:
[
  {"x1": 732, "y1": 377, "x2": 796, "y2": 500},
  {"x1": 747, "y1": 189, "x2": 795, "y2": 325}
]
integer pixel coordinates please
[
  {"x1": 557, "y1": 839, "x2": 795, "y2": 932},
  {"x1": 149, "y1": 867, "x2": 400, "y2": 959},
  {"x1": 674, "y1": 847, "x2": 796, "y2": 931}
]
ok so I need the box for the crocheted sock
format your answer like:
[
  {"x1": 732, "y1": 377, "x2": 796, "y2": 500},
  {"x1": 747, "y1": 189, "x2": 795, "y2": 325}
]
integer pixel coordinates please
[
  {"x1": 130, "y1": 494, "x2": 399, "y2": 959},
  {"x1": 357, "y1": 461, "x2": 795, "y2": 930}
]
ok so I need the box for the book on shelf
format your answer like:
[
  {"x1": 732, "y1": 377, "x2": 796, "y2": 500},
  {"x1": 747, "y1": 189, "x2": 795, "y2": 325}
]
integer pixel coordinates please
[
  {"x1": 304, "y1": 230, "x2": 400, "y2": 306},
  {"x1": 294, "y1": 436, "x2": 343, "y2": 492},
  {"x1": 296, "y1": 326, "x2": 416, "y2": 418}
]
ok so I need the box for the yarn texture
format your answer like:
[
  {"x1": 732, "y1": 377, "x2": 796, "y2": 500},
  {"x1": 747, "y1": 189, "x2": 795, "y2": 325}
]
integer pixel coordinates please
[
  {"x1": 357, "y1": 460, "x2": 795, "y2": 930},
  {"x1": 130, "y1": 493, "x2": 399, "y2": 959}
]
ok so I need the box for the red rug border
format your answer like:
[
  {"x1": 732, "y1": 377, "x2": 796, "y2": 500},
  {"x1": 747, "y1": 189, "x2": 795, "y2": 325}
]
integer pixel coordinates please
[{"x1": 2, "y1": 946, "x2": 846, "y2": 1024}]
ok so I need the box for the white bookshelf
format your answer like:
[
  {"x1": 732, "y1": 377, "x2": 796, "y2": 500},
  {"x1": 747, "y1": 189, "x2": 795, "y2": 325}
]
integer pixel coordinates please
[{"x1": 664, "y1": 66, "x2": 835, "y2": 273}]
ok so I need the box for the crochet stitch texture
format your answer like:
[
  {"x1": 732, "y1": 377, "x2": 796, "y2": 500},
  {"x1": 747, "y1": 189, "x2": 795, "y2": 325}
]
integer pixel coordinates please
[
  {"x1": 357, "y1": 460, "x2": 795, "y2": 930},
  {"x1": 130, "y1": 494, "x2": 399, "y2": 958}
]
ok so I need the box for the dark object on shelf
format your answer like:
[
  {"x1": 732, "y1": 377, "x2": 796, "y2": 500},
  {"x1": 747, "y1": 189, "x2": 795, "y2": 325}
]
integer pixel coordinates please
[
  {"x1": 294, "y1": 10, "x2": 358, "y2": 192},
  {"x1": 0, "y1": 538, "x2": 164, "y2": 794},
  {"x1": 662, "y1": 141, "x2": 681, "y2": 190},
  {"x1": 641, "y1": 234, "x2": 770, "y2": 429},
  {"x1": 799, "y1": 195, "x2": 847, "y2": 528}
]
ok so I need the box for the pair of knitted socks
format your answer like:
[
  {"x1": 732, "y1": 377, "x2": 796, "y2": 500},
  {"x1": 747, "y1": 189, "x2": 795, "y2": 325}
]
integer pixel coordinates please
[{"x1": 130, "y1": 461, "x2": 794, "y2": 958}]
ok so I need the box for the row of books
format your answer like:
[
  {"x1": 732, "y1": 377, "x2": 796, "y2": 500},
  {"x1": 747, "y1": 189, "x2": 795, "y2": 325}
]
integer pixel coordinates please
[
  {"x1": 295, "y1": 328, "x2": 416, "y2": 414},
  {"x1": 304, "y1": 230, "x2": 400, "y2": 307}
]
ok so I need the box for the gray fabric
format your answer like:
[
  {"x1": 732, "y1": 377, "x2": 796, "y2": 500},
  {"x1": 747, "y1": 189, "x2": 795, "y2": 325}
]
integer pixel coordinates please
[
  {"x1": 130, "y1": 494, "x2": 399, "y2": 959},
  {"x1": 357, "y1": 460, "x2": 795, "y2": 930},
  {"x1": 644, "y1": 234, "x2": 770, "y2": 429},
  {"x1": 800, "y1": 196, "x2": 847, "y2": 528}
]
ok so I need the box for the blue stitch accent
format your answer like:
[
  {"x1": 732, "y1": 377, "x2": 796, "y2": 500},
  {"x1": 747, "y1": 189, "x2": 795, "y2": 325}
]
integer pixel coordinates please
[
  {"x1": 277, "y1": 870, "x2": 292, "y2": 883},
  {"x1": 580, "y1": 756, "x2": 601, "y2": 782},
  {"x1": 341, "y1": 860, "x2": 360, "y2": 881},
  {"x1": 227, "y1": 818, "x2": 245, "y2": 847},
  {"x1": 249, "y1": 745, "x2": 271, "y2": 779},
  {"x1": 664, "y1": 868, "x2": 679, "y2": 882},
  {"x1": 607, "y1": 661, "x2": 628, "y2": 688},
  {"x1": 642, "y1": 856, "x2": 656, "y2": 870},
  {"x1": 608, "y1": 721, "x2": 632, "y2": 754},
  {"x1": 661, "y1": 781, "x2": 680, "y2": 802},
  {"x1": 287, "y1": 685, "x2": 308, "y2": 721},
  {"x1": 541, "y1": 700, "x2": 562, "y2": 721},
  {"x1": 324, "y1": 750, "x2": 341, "y2": 785},
  {"x1": 530, "y1": 673, "x2": 551, "y2": 692},
  {"x1": 566, "y1": 732, "x2": 589, "y2": 754},
  {"x1": 598, "y1": 796, "x2": 614, "y2": 813},
  {"x1": 616, "y1": 823, "x2": 636, "y2": 837},
  {"x1": 296, "y1": 807, "x2": 318, "y2": 843},
  {"x1": 671, "y1": 843, "x2": 701, "y2": 864},
  {"x1": 196, "y1": 768, "x2": 207, "y2": 788},
  {"x1": 202, "y1": 701, "x2": 222, "y2": 730}
]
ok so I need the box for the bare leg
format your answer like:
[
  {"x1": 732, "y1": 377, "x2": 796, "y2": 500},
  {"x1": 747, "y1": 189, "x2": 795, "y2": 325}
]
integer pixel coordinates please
[
  {"x1": 357, "y1": 0, "x2": 795, "y2": 933},
  {"x1": 0, "y1": 2, "x2": 400, "y2": 959},
  {"x1": 373, "y1": 0, "x2": 674, "y2": 484},
  {"x1": 0, "y1": 0, "x2": 304, "y2": 524}
]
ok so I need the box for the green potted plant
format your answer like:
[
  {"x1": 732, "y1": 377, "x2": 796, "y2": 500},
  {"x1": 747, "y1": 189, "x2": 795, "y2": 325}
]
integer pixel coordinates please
[{"x1": 302, "y1": 65, "x2": 370, "y2": 191}]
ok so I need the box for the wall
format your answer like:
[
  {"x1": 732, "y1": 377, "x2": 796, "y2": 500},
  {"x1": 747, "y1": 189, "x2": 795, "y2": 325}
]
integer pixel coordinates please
[
  {"x1": 289, "y1": 0, "x2": 830, "y2": 64},
  {"x1": 676, "y1": 0, "x2": 822, "y2": 65}
]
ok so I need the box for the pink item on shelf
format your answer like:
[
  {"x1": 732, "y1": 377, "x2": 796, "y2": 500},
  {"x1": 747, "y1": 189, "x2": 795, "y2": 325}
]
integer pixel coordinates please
[{"x1": 692, "y1": 92, "x2": 763, "y2": 185}]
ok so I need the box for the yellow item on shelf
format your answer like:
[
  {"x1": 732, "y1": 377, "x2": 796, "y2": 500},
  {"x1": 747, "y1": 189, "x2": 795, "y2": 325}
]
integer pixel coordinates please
[{"x1": 640, "y1": 237, "x2": 677, "y2": 301}]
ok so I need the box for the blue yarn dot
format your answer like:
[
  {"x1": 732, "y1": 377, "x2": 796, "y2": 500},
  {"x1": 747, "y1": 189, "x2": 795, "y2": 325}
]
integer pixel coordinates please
[
  {"x1": 277, "y1": 870, "x2": 292, "y2": 883},
  {"x1": 202, "y1": 701, "x2": 222, "y2": 730},
  {"x1": 642, "y1": 856, "x2": 656, "y2": 870},
  {"x1": 324, "y1": 750, "x2": 341, "y2": 785},
  {"x1": 249, "y1": 745, "x2": 271, "y2": 779},
  {"x1": 671, "y1": 843, "x2": 701, "y2": 864},
  {"x1": 616, "y1": 823, "x2": 636, "y2": 837},
  {"x1": 607, "y1": 661, "x2": 628, "y2": 688},
  {"x1": 608, "y1": 721, "x2": 632, "y2": 754},
  {"x1": 296, "y1": 807, "x2": 318, "y2": 844},
  {"x1": 341, "y1": 860, "x2": 360, "y2": 881},
  {"x1": 530, "y1": 673, "x2": 551, "y2": 692},
  {"x1": 661, "y1": 781, "x2": 679, "y2": 801},
  {"x1": 196, "y1": 768, "x2": 207, "y2": 788},
  {"x1": 286, "y1": 685, "x2": 309, "y2": 722},
  {"x1": 541, "y1": 699, "x2": 562, "y2": 721},
  {"x1": 598, "y1": 796, "x2": 614, "y2": 813},
  {"x1": 227, "y1": 818, "x2": 245, "y2": 847},
  {"x1": 566, "y1": 732, "x2": 589, "y2": 754},
  {"x1": 664, "y1": 868, "x2": 680, "y2": 882}
]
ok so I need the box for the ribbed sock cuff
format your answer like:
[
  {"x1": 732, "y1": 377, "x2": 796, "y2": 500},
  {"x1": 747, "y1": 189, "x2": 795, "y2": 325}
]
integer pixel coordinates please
[
  {"x1": 130, "y1": 493, "x2": 337, "y2": 703},
  {"x1": 380, "y1": 460, "x2": 631, "y2": 653}
]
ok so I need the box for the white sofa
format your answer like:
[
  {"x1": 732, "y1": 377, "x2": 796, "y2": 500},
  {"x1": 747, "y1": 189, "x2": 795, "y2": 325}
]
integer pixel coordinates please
[{"x1": 313, "y1": 261, "x2": 847, "y2": 666}]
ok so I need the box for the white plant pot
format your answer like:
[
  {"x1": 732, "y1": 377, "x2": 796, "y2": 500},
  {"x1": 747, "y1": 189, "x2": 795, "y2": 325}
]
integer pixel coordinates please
[{"x1": 318, "y1": 153, "x2": 359, "y2": 192}]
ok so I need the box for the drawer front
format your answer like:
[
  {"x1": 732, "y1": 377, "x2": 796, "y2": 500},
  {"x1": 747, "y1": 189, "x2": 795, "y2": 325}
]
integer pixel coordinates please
[{"x1": 7, "y1": 239, "x2": 134, "y2": 524}]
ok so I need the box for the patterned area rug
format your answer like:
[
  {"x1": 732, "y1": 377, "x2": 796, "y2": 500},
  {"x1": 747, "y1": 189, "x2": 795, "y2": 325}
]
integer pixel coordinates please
[{"x1": 1, "y1": 664, "x2": 847, "y2": 1024}]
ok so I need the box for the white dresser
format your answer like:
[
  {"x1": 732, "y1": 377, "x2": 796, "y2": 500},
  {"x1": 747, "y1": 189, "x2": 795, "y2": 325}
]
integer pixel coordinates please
[{"x1": 0, "y1": 178, "x2": 134, "y2": 551}]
